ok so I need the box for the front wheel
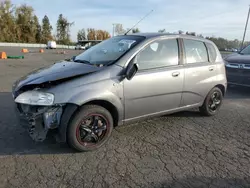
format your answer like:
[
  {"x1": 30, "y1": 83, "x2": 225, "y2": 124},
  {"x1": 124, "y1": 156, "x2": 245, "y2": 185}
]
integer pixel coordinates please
[
  {"x1": 67, "y1": 105, "x2": 113, "y2": 152},
  {"x1": 199, "y1": 87, "x2": 223, "y2": 116}
]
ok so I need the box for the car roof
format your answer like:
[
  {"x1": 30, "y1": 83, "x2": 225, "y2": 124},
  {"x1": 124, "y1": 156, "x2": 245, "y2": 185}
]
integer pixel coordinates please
[
  {"x1": 126, "y1": 32, "x2": 212, "y2": 43},
  {"x1": 127, "y1": 32, "x2": 176, "y2": 38}
]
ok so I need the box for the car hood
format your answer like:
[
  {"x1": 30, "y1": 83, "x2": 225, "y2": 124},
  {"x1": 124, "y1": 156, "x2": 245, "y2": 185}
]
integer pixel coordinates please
[
  {"x1": 225, "y1": 53, "x2": 250, "y2": 64},
  {"x1": 13, "y1": 61, "x2": 104, "y2": 93}
]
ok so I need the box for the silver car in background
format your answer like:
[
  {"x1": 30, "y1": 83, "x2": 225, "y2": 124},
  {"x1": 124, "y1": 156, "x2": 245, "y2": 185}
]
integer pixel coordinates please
[
  {"x1": 12, "y1": 33, "x2": 227, "y2": 152},
  {"x1": 75, "y1": 44, "x2": 86, "y2": 50}
]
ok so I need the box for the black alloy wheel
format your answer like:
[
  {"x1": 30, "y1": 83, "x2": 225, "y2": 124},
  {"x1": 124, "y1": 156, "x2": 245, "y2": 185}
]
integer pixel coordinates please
[
  {"x1": 67, "y1": 105, "x2": 113, "y2": 152},
  {"x1": 199, "y1": 87, "x2": 224, "y2": 116}
]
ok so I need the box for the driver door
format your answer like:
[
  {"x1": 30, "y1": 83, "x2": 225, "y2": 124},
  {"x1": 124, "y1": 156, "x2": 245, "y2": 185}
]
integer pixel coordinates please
[{"x1": 123, "y1": 38, "x2": 184, "y2": 121}]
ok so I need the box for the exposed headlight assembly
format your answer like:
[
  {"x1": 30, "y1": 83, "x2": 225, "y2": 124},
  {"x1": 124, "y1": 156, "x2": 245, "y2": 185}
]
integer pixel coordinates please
[{"x1": 15, "y1": 91, "x2": 54, "y2": 106}]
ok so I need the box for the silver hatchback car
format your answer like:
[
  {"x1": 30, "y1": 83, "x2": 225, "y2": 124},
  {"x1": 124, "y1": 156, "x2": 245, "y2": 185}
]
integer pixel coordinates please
[{"x1": 12, "y1": 33, "x2": 227, "y2": 152}]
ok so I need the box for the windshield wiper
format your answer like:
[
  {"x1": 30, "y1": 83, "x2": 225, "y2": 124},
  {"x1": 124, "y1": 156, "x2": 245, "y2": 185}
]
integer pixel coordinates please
[{"x1": 73, "y1": 59, "x2": 91, "y2": 65}]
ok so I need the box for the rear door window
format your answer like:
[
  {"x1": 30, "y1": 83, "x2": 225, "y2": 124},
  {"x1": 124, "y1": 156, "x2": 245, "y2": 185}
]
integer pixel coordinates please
[{"x1": 183, "y1": 39, "x2": 209, "y2": 64}]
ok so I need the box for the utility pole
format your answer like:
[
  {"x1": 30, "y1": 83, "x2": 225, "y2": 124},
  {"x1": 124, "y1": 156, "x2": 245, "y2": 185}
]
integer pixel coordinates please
[
  {"x1": 112, "y1": 23, "x2": 121, "y2": 37},
  {"x1": 112, "y1": 23, "x2": 117, "y2": 37},
  {"x1": 241, "y1": 5, "x2": 250, "y2": 50}
]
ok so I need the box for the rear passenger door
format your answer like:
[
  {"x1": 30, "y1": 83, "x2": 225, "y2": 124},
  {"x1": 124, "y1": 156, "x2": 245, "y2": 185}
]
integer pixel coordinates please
[{"x1": 181, "y1": 39, "x2": 218, "y2": 106}]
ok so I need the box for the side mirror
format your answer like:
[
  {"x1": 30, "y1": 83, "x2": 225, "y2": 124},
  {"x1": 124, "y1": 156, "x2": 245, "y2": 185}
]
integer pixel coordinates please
[{"x1": 126, "y1": 62, "x2": 139, "y2": 80}]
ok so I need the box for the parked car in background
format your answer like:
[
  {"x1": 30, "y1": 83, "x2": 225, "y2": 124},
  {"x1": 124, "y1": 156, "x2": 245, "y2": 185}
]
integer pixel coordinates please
[
  {"x1": 46, "y1": 41, "x2": 57, "y2": 49},
  {"x1": 224, "y1": 48, "x2": 239, "y2": 52},
  {"x1": 233, "y1": 48, "x2": 239, "y2": 52},
  {"x1": 75, "y1": 44, "x2": 86, "y2": 50},
  {"x1": 224, "y1": 44, "x2": 250, "y2": 87},
  {"x1": 12, "y1": 33, "x2": 227, "y2": 152}
]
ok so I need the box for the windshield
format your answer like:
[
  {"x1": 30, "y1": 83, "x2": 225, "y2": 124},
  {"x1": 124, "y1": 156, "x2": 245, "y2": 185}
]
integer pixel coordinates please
[
  {"x1": 74, "y1": 35, "x2": 145, "y2": 66},
  {"x1": 240, "y1": 44, "x2": 250, "y2": 55}
]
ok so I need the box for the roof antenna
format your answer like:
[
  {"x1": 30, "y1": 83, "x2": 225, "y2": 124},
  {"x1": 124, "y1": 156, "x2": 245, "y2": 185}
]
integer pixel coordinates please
[{"x1": 124, "y1": 9, "x2": 154, "y2": 35}]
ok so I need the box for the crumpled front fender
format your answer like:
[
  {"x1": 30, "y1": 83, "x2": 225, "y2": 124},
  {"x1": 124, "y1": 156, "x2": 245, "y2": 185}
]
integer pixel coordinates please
[{"x1": 57, "y1": 103, "x2": 79, "y2": 143}]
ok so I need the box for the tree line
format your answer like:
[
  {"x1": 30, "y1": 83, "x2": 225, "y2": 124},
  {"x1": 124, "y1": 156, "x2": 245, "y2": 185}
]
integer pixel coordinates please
[
  {"x1": 77, "y1": 28, "x2": 111, "y2": 41},
  {"x1": 158, "y1": 29, "x2": 249, "y2": 50},
  {"x1": 0, "y1": 0, "x2": 111, "y2": 45},
  {"x1": 116, "y1": 26, "x2": 248, "y2": 50},
  {"x1": 113, "y1": 24, "x2": 140, "y2": 35},
  {"x1": 205, "y1": 37, "x2": 248, "y2": 51},
  {"x1": 1, "y1": 0, "x2": 249, "y2": 49}
]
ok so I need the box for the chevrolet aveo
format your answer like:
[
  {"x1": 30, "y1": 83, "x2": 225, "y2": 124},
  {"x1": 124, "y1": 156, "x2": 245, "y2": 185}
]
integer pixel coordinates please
[{"x1": 12, "y1": 33, "x2": 227, "y2": 152}]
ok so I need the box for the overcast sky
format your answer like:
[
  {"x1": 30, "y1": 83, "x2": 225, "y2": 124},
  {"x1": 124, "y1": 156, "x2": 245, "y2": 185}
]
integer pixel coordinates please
[{"x1": 13, "y1": 0, "x2": 250, "y2": 42}]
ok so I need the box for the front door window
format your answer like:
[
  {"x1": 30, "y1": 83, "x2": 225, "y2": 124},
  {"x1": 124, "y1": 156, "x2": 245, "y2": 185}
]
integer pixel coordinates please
[{"x1": 135, "y1": 38, "x2": 180, "y2": 70}]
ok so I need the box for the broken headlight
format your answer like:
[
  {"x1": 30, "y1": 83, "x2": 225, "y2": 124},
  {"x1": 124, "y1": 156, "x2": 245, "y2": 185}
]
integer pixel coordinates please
[{"x1": 15, "y1": 91, "x2": 54, "y2": 106}]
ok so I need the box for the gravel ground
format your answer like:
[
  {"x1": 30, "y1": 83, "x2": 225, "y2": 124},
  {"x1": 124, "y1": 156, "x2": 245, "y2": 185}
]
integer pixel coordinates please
[{"x1": 0, "y1": 47, "x2": 249, "y2": 188}]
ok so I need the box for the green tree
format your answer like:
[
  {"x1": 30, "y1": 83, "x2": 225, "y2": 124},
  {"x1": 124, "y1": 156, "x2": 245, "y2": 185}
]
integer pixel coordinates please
[
  {"x1": 132, "y1": 28, "x2": 140, "y2": 33},
  {"x1": 15, "y1": 4, "x2": 37, "y2": 43},
  {"x1": 178, "y1": 30, "x2": 184, "y2": 34},
  {"x1": 0, "y1": 0, "x2": 17, "y2": 42},
  {"x1": 33, "y1": 15, "x2": 41, "y2": 43},
  {"x1": 158, "y1": 29, "x2": 166, "y2": 33},
  {"x1": 77, "y1": 28, "x2": 86, "y2": 41},
  {"x1": 197, "y1": 34, "x2": 204, "y2": 38},
  {"x1": 86, "y1": 28, "x2": 110, "y2": 40},
  {"x1": 87, "y1": 28, "x2": 96, "y2": 40},
  {"x1": 56, "y1": 14, "x2": 74, "y2": 44},
  {"x1": 96, "y1": 30, "x2": 111, "y2": 40},
  {"x1": 114, "y1": 24, "x2": 126, "y2": 35},
  {"x1": 41, "y1": 15, "x2": 53, "y2": 43},
  {"x1": 205, "y1": 37, "x2": 243, "y2": 50},
  {"x1": 186, "y1": 31, "x2": 196, "y2": 36}
]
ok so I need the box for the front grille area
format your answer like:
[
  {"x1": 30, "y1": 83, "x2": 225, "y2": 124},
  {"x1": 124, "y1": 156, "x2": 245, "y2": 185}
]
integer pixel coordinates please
[
  {"x1": 226, "y1": 66, "x2": 250, "y2": 74},
  {"x1": 226, "y1": 66, "x2": 250, "y2": 86},
  {"x1": 241, "y1": 77, "x2": 250, "y2": 85},
  {"x1": 227, "y1": 75, "x2": 242, "y2": 83},
  {"x1": 16, "y1": 103, "x2": 48, "y2": 115}
]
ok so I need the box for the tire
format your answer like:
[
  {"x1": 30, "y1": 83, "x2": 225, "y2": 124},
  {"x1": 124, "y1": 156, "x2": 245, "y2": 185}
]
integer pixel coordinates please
[
  {"x1": 67, "y1": 105, "x2": 113, "y2": 152},
  {"x1": 199, "y1": 87, "x2": 223, "y2": 116}
]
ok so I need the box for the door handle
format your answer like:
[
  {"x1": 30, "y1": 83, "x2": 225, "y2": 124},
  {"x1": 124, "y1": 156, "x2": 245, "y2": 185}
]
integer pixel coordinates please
[
  {"x1": 172, "y1": 72, "x2": 180, "y2": 77},
  {"x1": 209, "y1": 66, "x2": 214, "y2": 71}
]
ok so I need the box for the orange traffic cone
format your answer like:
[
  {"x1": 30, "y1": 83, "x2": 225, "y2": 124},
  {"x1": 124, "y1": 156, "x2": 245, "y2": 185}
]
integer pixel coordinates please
[
  {"x1": 21, "y1": 49, "x2": 29, "y2": 53},
  {"x1": 0, "y1": 52, "x2": 7, "y2": 59},
  {"x1": 39, "y1": 49, "x2": 44, "y2": 53}
]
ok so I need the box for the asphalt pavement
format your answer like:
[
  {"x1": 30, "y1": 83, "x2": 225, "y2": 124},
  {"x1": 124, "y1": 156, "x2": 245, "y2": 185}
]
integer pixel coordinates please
[{"x1": 0, "y1": 47, "x2": 249, "y2": 188}]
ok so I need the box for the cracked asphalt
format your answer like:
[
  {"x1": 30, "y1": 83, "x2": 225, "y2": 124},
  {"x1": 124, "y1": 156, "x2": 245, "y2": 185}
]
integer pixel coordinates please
[{"x1": 0, "y1": 47, "x2": 250, "y2": 188}]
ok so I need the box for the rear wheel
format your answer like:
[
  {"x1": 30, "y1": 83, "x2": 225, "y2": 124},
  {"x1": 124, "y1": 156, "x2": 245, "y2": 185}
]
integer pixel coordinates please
[
  {"x1": 67, "y1": 105, "x2": 113, "y2": 152},
  {"x1": 199, "y1": 87, "x2": 223, "y2": 116}
]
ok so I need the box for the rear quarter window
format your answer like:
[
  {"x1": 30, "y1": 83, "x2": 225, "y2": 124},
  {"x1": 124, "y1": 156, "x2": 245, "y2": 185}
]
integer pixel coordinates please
[
  {"x1": 183, "y1": 39, "x2": 208, "y2": 64},
  {"x1": 206, "y1": 42, "x2": 217, "y2": 62}
]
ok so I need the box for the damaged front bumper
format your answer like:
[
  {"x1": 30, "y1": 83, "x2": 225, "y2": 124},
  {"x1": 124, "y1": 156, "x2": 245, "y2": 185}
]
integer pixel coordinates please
[{"x1": 15, "y1": 103, "x2": 64, "y2": 142}]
